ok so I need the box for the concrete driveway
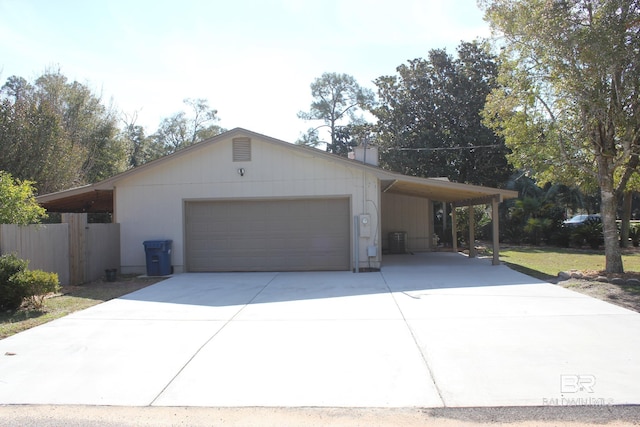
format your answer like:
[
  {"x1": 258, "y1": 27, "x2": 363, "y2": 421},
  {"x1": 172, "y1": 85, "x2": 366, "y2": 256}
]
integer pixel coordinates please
[{"x1": 1, "y1": 252, "x2": 640, "y2": 407}]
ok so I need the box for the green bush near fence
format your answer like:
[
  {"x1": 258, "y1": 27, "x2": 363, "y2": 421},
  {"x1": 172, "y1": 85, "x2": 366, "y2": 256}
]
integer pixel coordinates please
[
  {"x1": 10, "y1": 269, "x2": 60, "y2": 309},
  {"x1": 0, "y1": 254, "x2": 29, "y2": 311},
  {"x1": 0, "y1": 253, "x2": 60, "y2": 311}
]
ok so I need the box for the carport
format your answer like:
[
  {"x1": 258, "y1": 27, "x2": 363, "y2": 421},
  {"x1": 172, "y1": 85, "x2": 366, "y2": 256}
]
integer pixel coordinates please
[{"x1": 377, "y1": 173, "x2": 517, "y2": 265}]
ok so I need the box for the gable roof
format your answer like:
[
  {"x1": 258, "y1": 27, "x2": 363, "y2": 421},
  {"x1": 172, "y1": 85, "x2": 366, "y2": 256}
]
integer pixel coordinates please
[{"x1": 37, "y1": 128, "x2": 517, "y2": 212}]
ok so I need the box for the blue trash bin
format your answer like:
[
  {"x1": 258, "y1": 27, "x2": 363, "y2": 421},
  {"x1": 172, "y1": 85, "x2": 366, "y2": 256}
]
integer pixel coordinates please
[{"x1": 143, "y1": 240, "x2": 172, "y2": 276}]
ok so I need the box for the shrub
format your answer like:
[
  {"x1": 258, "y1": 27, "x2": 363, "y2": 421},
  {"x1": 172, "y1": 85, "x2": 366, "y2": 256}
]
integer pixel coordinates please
[
  {"x1": 0, "y1": 171, "x2": 47, "y2": 225},
  {"x1": 10, "y1": 270, "x2": 60, "y2": 309},
  {"x1": 539, "y1": 205, "x2": 565, "y2": 243},
  {"x1": 0, "y1": 253, "x2": 28, "y2": 282},
  {"x1": 571, "y1": 219, "x2": 603, "y2": 249},
  {"x1": 0, "y1": 253, "x2": 29, "y2": 311},
  {"x1": 630, "y1": 224, "x2": 640, "y2": 247},
  {"x1": 455, "y1": 206, "x2": 492, "y2": 243},
  {"x1": 501, "y1": 217, "x2": 524, "y2": 243},
  {"x1": 550, "y1": 226, "x2": 572, "y2": 247},
  {"x1": 524, "y1": 217, "x2": 552, "y2": 245},
  {"x1": 0, "y1": 254, "x2": 59, "y2": 311}
]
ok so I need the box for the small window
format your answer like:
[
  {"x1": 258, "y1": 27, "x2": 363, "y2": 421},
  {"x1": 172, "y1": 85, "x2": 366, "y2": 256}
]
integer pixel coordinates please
[{"x1": 232, "y1": 137, "x2": 251, "y2": 161}]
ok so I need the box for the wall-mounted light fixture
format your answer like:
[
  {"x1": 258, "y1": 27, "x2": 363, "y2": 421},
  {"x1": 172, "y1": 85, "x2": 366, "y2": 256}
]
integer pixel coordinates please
[{"x1": 237, "y1": 168, "x2": 245, "y2": 177}]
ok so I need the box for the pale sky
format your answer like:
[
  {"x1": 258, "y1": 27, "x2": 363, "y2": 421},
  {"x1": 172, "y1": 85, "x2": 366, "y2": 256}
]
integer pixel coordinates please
[{"x1": 0, "y1": 0, "x2": 490, "y2": 143}]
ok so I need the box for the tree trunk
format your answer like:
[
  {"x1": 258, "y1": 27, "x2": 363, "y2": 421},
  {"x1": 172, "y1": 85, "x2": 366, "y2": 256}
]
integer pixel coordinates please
[
  {"x1": 621, "y1": 191, "x2": 632, "y2": 248},
  {"x1": 597, "y1": 155, "x2": 624, "y2": 273}
]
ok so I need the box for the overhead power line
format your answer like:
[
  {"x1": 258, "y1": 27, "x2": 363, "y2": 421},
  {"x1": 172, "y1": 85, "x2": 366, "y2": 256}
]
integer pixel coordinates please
[{"x1": 393, "y1": 144, "x2": 503, "y2": 152}]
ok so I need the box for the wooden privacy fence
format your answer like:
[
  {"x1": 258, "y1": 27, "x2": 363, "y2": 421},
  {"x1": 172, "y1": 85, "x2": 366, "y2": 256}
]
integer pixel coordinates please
[{"x1": 0, "y1": 213, "x2": 120, "y2": 286}]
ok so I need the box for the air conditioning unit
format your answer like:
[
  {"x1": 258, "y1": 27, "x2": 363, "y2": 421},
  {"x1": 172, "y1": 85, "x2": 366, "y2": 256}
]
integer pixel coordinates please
[{"x1": 388, "y1": 232, "x2": 407, "y2": 254}]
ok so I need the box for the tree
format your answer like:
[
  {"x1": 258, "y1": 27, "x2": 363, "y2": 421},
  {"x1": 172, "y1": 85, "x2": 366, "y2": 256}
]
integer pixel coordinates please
[
  {"x1": 0, "y1": 75, "x2": 80, "y2": 192},
  {"x1": 153, "y1": 98, "x2": 223, "y2": 153},
  {"x1": 372, "y1": 42, "x2": 512, "y2": 187},
  {"x1": 120, "y1": 112, "x2": 166, "y2": 167},
  {"x1": 0, "y1": 71, "x2": 126, "y2": 193},
  {"x1": 620, "y1": 174, "x2": 640, "y2": 247},
  {"x1": 298, "y1": 72, "x2": 375, "y2": 155},
  {"x1": 0, "y1": 171, "x2": 46, "y2": 225},
  {"x1": 480, "y1": 0, "x2": 640, "y2": 273}
]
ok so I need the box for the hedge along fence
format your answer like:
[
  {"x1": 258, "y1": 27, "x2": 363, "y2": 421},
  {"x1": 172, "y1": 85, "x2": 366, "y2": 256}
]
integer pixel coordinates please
[
  {"x1": 0, "y1": 213, "x2": 120, "y2": 285},
  {"x1": 0, "y1": 253, "x2": 60, "y2": 311}
]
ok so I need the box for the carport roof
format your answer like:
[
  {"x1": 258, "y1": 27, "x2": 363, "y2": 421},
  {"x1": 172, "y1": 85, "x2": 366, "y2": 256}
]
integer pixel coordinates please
[
  {"x1": 37, "y1": 187, "x2": 113, "y2": 213},
  {"x1": 37, "y1": 128, "x2": 517, "y2": 213},
  {"x1": 378, "y1": 175, "x2": 516, "y2": 205}
]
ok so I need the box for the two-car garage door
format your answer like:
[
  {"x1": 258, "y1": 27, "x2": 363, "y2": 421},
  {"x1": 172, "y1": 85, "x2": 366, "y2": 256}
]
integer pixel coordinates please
[{"x1": 185, "y1": 198, "x2": 350, "y2": 272}]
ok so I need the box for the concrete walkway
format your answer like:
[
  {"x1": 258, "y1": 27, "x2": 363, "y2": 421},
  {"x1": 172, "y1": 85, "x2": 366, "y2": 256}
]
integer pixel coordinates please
[{"x1": 1, "y1": 252, "x2": 639, "y2": 407}]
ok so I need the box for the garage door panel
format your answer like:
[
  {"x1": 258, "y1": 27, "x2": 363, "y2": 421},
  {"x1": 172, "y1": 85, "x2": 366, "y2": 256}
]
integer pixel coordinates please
[
  {"x1": 229, "y1": 238, "x2": 267, "y2": 250},
  {"x1": 185, "y1": 199, "x2": 350, "y2": 272}
]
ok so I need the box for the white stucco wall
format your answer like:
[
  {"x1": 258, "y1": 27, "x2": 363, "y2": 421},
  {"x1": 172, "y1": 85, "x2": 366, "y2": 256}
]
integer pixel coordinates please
[{"x1": 114, "y1": 133, "x2": 381, "y2": 273}]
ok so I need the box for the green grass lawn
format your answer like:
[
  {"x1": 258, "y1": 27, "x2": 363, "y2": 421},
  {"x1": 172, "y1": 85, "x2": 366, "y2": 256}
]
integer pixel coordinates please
[{"x1": 498, "y1": 246, "x2": 640, "y2": 281}]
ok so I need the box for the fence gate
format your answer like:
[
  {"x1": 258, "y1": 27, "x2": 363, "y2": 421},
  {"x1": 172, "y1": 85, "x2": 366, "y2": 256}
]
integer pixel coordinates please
[{"x1": 0, "y1": 213, "x2": 120, "y2": 285}]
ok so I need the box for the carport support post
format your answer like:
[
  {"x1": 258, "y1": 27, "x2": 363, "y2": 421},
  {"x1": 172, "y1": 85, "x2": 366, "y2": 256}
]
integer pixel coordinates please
[
  {"x1": 492, "y1": 196, "x2": 500, "y2": 266},
  {"x1": 451, "y1": 204, "x2": 458, "y2": 253},
  {"x1": 468, "y1": 205, "x2": 476, "y2": 258}
]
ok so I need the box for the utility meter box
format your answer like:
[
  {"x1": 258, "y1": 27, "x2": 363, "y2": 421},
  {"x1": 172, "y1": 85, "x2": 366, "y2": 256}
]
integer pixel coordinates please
[{"x1": 359, "y1": 214, "x2": 371, "y2": 238}]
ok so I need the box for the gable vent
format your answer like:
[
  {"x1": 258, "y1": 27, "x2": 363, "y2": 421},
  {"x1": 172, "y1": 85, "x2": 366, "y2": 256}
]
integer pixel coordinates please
[{"x1": 232, "y1": 137, "x2": 251, "y2": 162}]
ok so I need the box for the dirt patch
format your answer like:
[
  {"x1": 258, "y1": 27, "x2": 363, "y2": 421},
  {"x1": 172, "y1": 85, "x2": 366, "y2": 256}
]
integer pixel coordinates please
[{"x1": 553, "y1": 272, "x2": 640, "y2": 313}]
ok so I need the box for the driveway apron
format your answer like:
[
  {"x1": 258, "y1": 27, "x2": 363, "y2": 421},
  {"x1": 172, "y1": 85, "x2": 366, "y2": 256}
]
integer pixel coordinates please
[
  {"x1": 381, "y1": 254, "x2": 640, "y2": 407},
  {"x1": 0, "y1": 253, "x2": 639, "y2": 407}
]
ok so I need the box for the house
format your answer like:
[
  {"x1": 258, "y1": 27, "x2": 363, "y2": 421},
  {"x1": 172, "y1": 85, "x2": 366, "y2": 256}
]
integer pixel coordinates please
[{"x1": 37, "y1": 128, "x2": 518, "y2": 274}]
